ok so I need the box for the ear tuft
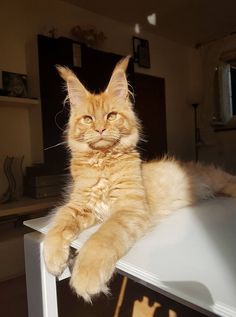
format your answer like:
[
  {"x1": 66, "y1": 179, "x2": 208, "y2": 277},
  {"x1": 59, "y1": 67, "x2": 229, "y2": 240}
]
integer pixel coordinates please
[
  {"x1": 114, "y1": 55, "x2": 131, "y2": 72},
  {"x1": 106, "y1": 56, "x2": 131, "y2": 99},
  {"x1": 56, "y1": 65, "x2": 76, "y2": 81},
  {"x1": 56, "y1": 65, "x2": 88, "y2": 107}
]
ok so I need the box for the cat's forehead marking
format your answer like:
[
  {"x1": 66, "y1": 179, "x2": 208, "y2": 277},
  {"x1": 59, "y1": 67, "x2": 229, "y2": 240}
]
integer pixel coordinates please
[{"x1": 88, "y1": 93, "x2": 110, "y2": 115}]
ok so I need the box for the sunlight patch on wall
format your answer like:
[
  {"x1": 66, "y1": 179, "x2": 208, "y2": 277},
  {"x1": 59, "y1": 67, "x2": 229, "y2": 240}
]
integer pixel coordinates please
[
  {"x1": 147, "y1": 13, "x2": 156, "y2": 26},
  {"x1": 134, "y1": 23, "x2": 141, "y2": 34}
]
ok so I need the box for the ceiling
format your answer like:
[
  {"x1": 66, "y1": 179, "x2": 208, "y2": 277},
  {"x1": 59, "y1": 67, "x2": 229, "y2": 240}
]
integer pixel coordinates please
[{"x1": 64, "y1": 0, "x2": 236, "y2": 47}]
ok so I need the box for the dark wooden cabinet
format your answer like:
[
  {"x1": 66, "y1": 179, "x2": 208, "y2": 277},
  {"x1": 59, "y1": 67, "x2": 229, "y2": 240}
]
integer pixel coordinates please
[{"x1": 37, "y1": 35, "x2": 167, "y2": 172}]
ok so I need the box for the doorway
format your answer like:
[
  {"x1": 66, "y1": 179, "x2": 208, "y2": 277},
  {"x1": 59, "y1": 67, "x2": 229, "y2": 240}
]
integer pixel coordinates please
[{"x1": 134, "y1": 73, "x2": 167, "y2": 160}]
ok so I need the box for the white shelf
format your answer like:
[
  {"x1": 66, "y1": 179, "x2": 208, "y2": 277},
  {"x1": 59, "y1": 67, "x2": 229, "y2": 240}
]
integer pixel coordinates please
[{"x1": 0, "y1": 95, "x2": 39, "y2": 106}]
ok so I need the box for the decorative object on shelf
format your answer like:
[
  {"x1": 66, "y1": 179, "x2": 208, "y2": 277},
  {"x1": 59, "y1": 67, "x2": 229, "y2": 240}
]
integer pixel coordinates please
[
  {"x1": 0, "y1": 156, "x2": 24, "y2": 203},
  {"x1": 0, "y1": 71, "x2": 28, "y2": 97},
  {"x1": 41, "y1": 25, "x2": 58, "y2": 39},
  {"x1": 70, "y1": 25, "x2": 106, "y2": 47},
  {"x1": 48, "y1": 27, "x2": 57, "y2": 39},
  {"x1": 133, "y1": 36, "x2": 150, "y2": 68}
]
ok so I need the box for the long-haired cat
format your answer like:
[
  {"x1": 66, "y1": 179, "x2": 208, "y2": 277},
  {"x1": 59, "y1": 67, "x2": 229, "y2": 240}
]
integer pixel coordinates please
[{"x1": 43, "y1": 56, "x2": 236, "y2": 302}]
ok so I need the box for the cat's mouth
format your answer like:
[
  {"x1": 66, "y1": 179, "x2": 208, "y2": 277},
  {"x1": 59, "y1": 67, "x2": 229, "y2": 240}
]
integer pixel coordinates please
[
  {"x1": 89, "y1": 136, "x2": 119, "y2": 149},
  {"x1": 90, "y1": 139, "x2": 113, "y2": 149}
]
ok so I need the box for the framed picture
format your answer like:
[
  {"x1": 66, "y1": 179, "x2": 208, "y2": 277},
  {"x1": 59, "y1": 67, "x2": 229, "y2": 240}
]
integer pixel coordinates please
[
  {"x1": 132, "y1": 37, "x2": 151, "y2": 68},
  {"x1": 1, "y1": 71, "x2": 28, "y2": 97}
]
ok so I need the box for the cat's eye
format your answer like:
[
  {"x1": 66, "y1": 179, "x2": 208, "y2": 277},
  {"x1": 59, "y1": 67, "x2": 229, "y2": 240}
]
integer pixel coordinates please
[
  {"x1": 82, "y1": 115, "x2": 93, "y2": 124},
  {"x1": 107, "y1": 112, "x2": 118, "y2": 121}
]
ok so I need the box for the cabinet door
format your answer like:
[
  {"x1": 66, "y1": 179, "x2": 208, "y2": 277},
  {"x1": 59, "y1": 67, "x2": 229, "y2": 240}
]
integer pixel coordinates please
[{"x1": 38, "y1": 35, "x2": 71, "y2": 173}]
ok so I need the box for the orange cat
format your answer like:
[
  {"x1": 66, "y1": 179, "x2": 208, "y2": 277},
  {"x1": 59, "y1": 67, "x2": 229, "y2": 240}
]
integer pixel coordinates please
[{"x1": 43, "y1": 56, "x2": 236, "y2": 302}]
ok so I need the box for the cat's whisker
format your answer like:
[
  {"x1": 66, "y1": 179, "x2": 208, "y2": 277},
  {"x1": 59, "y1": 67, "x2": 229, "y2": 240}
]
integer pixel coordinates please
[
  {"x1": 136, "y1": 145, "x2": 147, "y2": 152},
  {"x1": 139, "y1": 137, "x2": 148, "y2": 143},
  {"x1": 44, "y1": 141, "x2": 67, "y2": 151},
  {"x1": 54, "y1": 110, "x2": 66, "y2": 132},
  {"x1": 128, "y1": 82, "x2": 135, "y2": 102}
]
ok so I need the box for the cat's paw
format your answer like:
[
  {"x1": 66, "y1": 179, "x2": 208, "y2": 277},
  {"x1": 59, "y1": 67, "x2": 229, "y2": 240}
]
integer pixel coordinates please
[
  {"x1": 70, "y1": 240, "x2": 116, "y2": 302},
  {"x1": 43, "y1": 233, "x2": 70, "y2": 276}
]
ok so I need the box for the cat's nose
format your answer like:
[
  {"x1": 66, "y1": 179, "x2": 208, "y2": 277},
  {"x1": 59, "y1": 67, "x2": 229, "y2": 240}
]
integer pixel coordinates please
[{"x1": 96, "y1": 128, "x2": 106, "y2": 135}]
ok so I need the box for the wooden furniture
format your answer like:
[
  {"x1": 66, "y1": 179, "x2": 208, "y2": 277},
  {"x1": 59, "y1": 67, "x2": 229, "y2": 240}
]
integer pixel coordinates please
[
  {"x1": 24, "y1": 197, "x2": 236, "y2": 317},
  {"x1": 0, "y1": 196, "x2": 57, "y2": 220},
  {"x1": 0, "y1": 93, "x2": 43, "y2": 165},
  {"x1": 0, "y1": 197, "x2": 58, "y2": 281}
]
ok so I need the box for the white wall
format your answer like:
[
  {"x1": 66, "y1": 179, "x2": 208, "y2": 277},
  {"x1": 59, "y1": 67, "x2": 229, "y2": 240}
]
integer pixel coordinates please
[{"x1": 0, "y1": 0, "x2": 195, "y2": 195}]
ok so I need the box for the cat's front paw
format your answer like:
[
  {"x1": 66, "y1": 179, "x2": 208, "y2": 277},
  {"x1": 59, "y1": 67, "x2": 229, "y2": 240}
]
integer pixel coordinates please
[
  {"x1": 70, "y1": 240, "x2": 116, "y2": 302},
  {"x1": 43, "y1": 232, "x2": 70, "y2": 276}
]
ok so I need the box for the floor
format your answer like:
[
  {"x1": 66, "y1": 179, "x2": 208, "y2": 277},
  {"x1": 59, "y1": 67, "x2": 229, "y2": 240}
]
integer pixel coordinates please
[{"x1": 0, "y1": 274, "x2": 210, "y2": 317}]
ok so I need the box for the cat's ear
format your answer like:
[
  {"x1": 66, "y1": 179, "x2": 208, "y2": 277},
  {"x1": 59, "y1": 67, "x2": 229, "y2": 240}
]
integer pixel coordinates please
[
  {"x1": 106, "y1": 56, "x2": 130, "y2": 99},
  {"x1": 56, "y1": 65, "x2": 89, "y2": 106}
]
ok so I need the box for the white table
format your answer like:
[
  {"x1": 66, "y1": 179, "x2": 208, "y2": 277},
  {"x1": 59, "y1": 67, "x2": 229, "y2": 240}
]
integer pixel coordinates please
[{"x1": 24, "y1": 197, "x2": 236, "y2": 317}]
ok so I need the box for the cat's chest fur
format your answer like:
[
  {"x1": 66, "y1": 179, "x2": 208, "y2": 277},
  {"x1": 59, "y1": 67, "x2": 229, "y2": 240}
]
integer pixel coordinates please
[
  {"x1": 86, "y1": 176, "x2": 110, "y2": 221},
  {"x1": 71, "y1": 151, "x2": 139, "y2": 221}
]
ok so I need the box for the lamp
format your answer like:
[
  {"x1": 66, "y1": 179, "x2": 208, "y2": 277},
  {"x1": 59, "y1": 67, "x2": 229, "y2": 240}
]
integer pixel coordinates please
[
  {"x1": 188, "y1": 50, "x2": 203, "y2": 161},
  {"x1": 192, "y1": 102, "x2": 200, "y2": 161}
]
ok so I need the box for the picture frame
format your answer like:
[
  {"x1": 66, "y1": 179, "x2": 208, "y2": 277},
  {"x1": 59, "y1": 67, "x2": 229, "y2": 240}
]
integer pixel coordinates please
[
  {"x1": 1, "y1": 71, "x2": 28, "y2": 97},
  {"x1": 132, "y1": 36, "x2": 151, "y2": 68}
]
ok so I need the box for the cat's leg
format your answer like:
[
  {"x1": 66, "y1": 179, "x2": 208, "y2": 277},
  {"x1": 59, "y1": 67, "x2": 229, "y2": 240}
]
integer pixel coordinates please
[
  {"x1": 70, "y1": 200, "x2": 150, "y2": 302},
  {"x1": 43, "y1": 203, "x2": 96, "y2": 276}
]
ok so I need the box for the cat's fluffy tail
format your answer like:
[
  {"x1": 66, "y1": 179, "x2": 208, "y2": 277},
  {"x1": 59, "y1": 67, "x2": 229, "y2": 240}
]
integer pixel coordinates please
[
  {"x1": 220, "y1": 176, "x2": 236, "y2": 197},
  {"x1": 142, "y1": 158, "x2": 236, "y2": 218}
]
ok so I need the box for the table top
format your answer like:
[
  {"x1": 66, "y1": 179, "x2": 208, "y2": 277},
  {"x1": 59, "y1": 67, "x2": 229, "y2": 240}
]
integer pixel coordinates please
[{"x1": 24, "y1": 197, "x2": 236, "y2": 317}]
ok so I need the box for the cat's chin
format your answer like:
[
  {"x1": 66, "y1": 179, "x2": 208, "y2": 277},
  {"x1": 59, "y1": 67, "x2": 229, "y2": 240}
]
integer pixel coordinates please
[{"x1": 89, "y1": 139, "x2": 116, "y2": 150}]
